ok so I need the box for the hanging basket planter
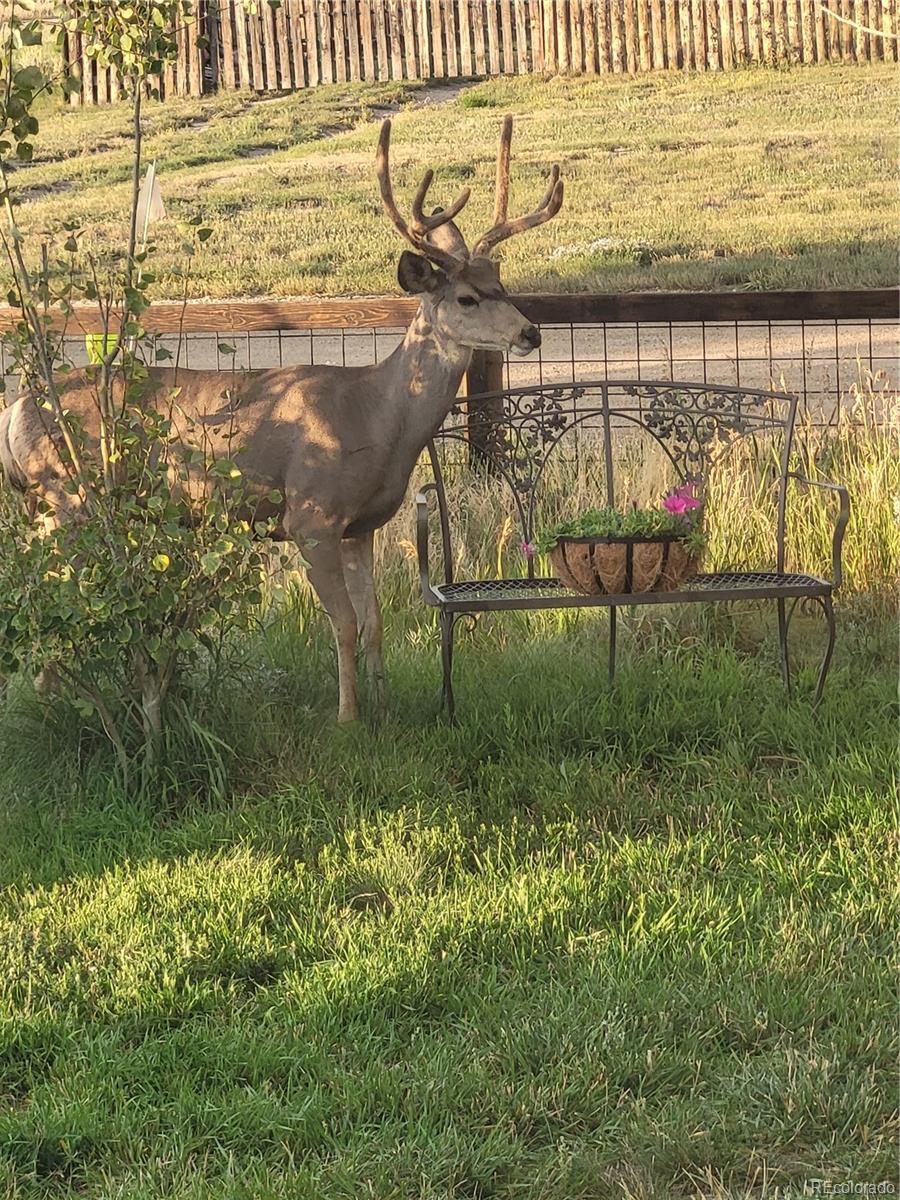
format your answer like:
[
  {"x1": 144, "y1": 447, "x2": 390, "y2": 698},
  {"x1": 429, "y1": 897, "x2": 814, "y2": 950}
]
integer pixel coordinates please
[
  {"x1": 550, "y1": 532, "x2": 701, "y2": 596},
  {"x1": 539, "y1": 484, "x2": 706, "y2": 597}
]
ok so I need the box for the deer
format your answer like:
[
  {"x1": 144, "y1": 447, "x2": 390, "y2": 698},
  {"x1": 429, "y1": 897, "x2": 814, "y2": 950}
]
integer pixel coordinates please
[{"x1": 0, "y1": 116, "x2": 563, "y2": 723}]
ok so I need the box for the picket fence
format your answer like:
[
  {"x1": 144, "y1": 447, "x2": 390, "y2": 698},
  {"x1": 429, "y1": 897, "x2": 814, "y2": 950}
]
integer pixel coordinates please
[{"x1": 63, "y1": 0, "x2": 897, "y2": 106}]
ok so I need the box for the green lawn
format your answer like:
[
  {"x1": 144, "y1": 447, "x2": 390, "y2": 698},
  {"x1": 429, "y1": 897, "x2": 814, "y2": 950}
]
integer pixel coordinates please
[
  {"x1": 0, "y1": 402, "x2": 897, "y2": 1197},
  {"x1": 13, "y1": 64, "x2": 899, "y2": 298},
  {"x1": 0, "y1": 596, "x2": 895, "y2": 1199}
]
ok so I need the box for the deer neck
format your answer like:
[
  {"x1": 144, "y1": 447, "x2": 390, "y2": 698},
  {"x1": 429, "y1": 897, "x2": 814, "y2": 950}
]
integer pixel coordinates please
[{"x1": 382, "y1": 301, "x2": 472, "y2": 455}]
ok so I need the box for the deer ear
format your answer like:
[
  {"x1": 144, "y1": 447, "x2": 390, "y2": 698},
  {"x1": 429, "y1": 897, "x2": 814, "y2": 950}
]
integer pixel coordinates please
[{"x1": 397, "y1": 251, "x2": 442, "y2": 294}]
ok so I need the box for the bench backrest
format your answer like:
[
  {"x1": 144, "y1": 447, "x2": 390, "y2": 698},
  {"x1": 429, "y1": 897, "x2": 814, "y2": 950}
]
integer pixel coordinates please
[{"x1": 426, "y1": 379, "x2": 798, "y2": 580}]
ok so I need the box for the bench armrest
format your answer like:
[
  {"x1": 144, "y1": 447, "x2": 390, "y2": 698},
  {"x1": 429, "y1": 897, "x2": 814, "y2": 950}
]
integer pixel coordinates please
[
  {"x1": 415, "y1": 485, "x2": 441, "y2": 606},
  {"x1": 787, "y1": 473, "x2": 851, "y2": 591}
]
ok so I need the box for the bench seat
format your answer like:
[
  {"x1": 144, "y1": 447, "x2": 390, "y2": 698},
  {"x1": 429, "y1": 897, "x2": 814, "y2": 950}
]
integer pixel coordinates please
[{"x1": 427, "y1": 570, "x2": 832, "y2": 612}]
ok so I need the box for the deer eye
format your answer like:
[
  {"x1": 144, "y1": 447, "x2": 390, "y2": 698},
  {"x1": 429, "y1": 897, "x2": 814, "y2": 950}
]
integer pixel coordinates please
[{"x1": 458, "y1": 295, "x2": 478, "y2": 308}]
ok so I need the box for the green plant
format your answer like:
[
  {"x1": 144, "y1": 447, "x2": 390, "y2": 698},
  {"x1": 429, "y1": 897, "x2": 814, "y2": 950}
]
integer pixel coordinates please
[
  {"x1": 0, "y1": 2, "x2": 278, "y2": 777},
  {"x1": 537, "y1": 484, "x2": 706, "y2": 554}
]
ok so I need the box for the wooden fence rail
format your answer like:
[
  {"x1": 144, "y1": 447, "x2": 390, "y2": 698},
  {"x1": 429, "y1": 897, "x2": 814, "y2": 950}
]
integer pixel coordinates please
[
  {"x1": 66, "y1": 0, "x2": 898, "y2": 106},
  {"x1": 1, "y1": 288, "x2": 895, "y2": 334}
]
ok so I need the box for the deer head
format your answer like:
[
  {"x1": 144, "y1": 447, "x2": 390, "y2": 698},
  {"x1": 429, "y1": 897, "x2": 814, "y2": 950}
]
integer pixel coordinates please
[{"x1": 376, "y1": 116, "x2": 563, "y2": 357}]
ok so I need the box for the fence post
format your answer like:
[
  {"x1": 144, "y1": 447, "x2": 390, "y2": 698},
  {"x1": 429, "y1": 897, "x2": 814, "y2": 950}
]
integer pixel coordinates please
[{"x1": 465, "y1": 349, "x2": 505, "y2": 467}]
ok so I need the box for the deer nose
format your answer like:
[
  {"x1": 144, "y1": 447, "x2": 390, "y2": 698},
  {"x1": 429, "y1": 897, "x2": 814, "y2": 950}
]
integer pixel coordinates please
[{"x1": 522, "y1": 324, "x2": 541, "y2": 349}]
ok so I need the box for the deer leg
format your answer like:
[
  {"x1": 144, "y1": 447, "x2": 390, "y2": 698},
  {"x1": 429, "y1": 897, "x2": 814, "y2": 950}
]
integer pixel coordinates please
[
  {"x1": 341, "y1": 532, "x2": 385, "y2": 711},
  {"x1": 295, "y1": 531, "x2": 360, "y2": 723}
]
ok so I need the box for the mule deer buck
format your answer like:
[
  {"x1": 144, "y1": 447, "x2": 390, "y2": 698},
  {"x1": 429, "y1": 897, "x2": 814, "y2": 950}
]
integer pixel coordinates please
[{"x1": 0, "y1": 117, "x2": 563, "y2": 722}]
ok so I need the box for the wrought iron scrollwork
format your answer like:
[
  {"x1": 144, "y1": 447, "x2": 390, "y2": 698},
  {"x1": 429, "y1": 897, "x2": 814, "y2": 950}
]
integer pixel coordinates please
[
  {"x1": 625, "y1": 384, "x2": 782, "y2": 477},
  {"x1": 480, "y1": 385, "x2": 585, "y2": 496}
]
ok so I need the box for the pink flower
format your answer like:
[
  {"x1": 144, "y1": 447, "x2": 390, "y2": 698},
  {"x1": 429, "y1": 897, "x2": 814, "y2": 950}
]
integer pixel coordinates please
[
  {"x1": 663, "y1": 493, "x2": 690, "y2": 515},
  {"x1": 521, "y1": 540, "x2": 535, "y2": 560},
  {"x1": 662, "y1": 483, "x2": 703, "y2": 516}
]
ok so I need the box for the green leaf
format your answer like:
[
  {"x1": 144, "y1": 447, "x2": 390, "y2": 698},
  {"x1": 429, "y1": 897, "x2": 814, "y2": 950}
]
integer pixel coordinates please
[
  {"x1": 17, "y1": 24, "x2": 43, "y2": 47},
  {"x1": 151, "y1": 554, "x2": 171, "y2": 572},
  {"x1": 15, "y1": 142, "x2": 33, "y2": 163},
  {"x1": 200, "y1": 552, "x2": 221, "y2": 574},
  {"x1": 14, "y1": 66, "x2": 44, "y2": 90}
]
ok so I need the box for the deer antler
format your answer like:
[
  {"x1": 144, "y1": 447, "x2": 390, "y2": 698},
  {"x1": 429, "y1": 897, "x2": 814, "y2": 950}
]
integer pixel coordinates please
[
  {"x1": 471, "y1": 115, "x2": 564, "y2": 259},
  {"x1": 376, "y1": 120, "x2": 471, "y2": 275}
]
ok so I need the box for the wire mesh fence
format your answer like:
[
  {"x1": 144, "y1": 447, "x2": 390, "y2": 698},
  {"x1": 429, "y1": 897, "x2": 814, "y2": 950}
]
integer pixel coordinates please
[{"x1": 3, "y1": 314, "x2": 891, "y2": 423}]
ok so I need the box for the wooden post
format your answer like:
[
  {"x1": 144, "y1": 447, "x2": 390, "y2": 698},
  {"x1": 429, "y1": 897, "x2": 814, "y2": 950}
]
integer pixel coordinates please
[
  {"x1": 596, "y1": 0, "x2": 611, "y2": 68},
  {"x1": 692, "y1": 0, "x2": 708, "y2": 67},
  {"x1": 679, "y1": 0, "x2": 693, "y2": 65},
  {"x1": 772, "y1": 0, "x2": 788, "y2": 58},
  {"x1": 746, "y1": 0, "x2": 761, "y2": 59},
  {"x1": 515, "y1": 0, "x2": 531, "y2": 72},
  {"x1": 556, "y1": 0, "x2": 571, "y2": 72},
  {"x1": 192, "y1": 8, "x2": 205, "y2": 93},
  {"x1": 710, "y1": 0, "x2": 724, "y2": 65},
  {"x1": 444, "y1": 0, "x2": 459, "y2": 75},
  {"x1": 175, "y1": 19, "x2": 188, "y2": 94},
  {"x1": 347, "y1": 0, "x2": 362, "y2": 79},
  {"x1": 665, "y1": 0, "x2": 680, "y2": 66},
  {"x1": 584, "y1": 0, "x2": 598, "y2": 70},
  {"x1": 473, "y1": 0, "x2": 488, "y2": 73},
  {"x1": 854, "y1": 0, "x2": 869, "y2": 60},
  {"x1": 530, "y1": 0, "x2": 545, "y2": 71},
  {"x1": 458, "y1": 0, "x2": 472, "y2": 73},
  {"x1": 465, "y1": 350, "x2": 505, "y2": 468},
  {"x1": 570, "y1": 0, "x2": 585, "y2": 70},
  {"x1": 720, "y1": 0, "x2": 735, "y2": 66},
  {"x1": 320, "y1": 0, "x2": 335, "y2": 83},
  {"x1": 428, "y1": 0, "x2": 443, "y2": 75},
  {"x1": 487, "y1": 0, "x2": 502, "y2": 72},
  {"x1": 248, "y1": 3, "x2": 265, "y2": 88},
  {"x1": 206, "y1": 0, "x2": 219, "y2": 91},
  {"x1": 286, "y1": 0, "x2": 305, "y2": 85},
  {"x1": 234, "y1": 0, "x2": 250, "y2": 86},
  {"x1": 402, "y1": 0, "x2": 418, "y2": 76},
  {"x1": 417, "y1": 0, "x2": 432, "y2": 76},
  {"x1": 219, "y1": 0, "x2": 236, "y2": 89},
  {"x1": 650, "y1": 0, "x2": 666, "y2": 66},
  {"x1": 542, "y1": 0, "x2": 557, "y2": 72},
  {"x1": 636, "y1": 0, "x2": 651, "y2": 68},
  {"x1": 883, "y1": 0, "x2": 898, "y2": 62},
  {"x1": 261, "y1": 0, "x2": 278, "y2": 87},
  {"x1": 499, "y1": 0, "x2": 514, "y2": 71},
  {"x1": 333, "y1": 0, "x2": 348, "y2": 81},
  {"x1": 357, "y1": 0, "x2": 373, "y2": 77},
  {"x1": 622, "y1": 0, "x2": 637, "y2": 69},
  {"x1": 387, "y1": 0, "x2": 403, "y2": 77},
  {"x1": 786, "y1": 0, "x2": 800, "y2": 58},
  {"x1": 373, "y1": 0, "x2": 389, "y2": 77}
]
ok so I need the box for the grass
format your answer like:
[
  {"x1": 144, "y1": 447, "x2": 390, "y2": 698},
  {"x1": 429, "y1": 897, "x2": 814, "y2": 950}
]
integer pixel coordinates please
[
  {"x1": 10, "y1": 64, "x2": 899, "y2": 298},
  {"x1": 0, "y1": 398, "x2": 897, "y2": 1198}
]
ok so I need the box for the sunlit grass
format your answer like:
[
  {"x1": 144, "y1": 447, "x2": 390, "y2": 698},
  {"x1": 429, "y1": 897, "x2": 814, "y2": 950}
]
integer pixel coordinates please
[{"x1": 12, "y1": 64, "x2": 899, "y2": 297}]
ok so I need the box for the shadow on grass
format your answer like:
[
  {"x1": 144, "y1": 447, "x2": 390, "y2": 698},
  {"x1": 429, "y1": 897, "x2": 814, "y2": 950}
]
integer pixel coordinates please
[{"x1": 0, "y1": 597, "x2": 893, "y2": 892}]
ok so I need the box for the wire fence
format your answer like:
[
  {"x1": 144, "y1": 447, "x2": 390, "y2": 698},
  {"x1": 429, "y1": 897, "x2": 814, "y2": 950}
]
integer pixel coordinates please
[{"x1": 3, "y1": 314, "x2": 891, "y2": 423}]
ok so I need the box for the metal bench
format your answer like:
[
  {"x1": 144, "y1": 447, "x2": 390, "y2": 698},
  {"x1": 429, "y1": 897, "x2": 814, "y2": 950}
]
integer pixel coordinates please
[{"x1": 415, "y1": 379, "x2": 850, "y2": 719}]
